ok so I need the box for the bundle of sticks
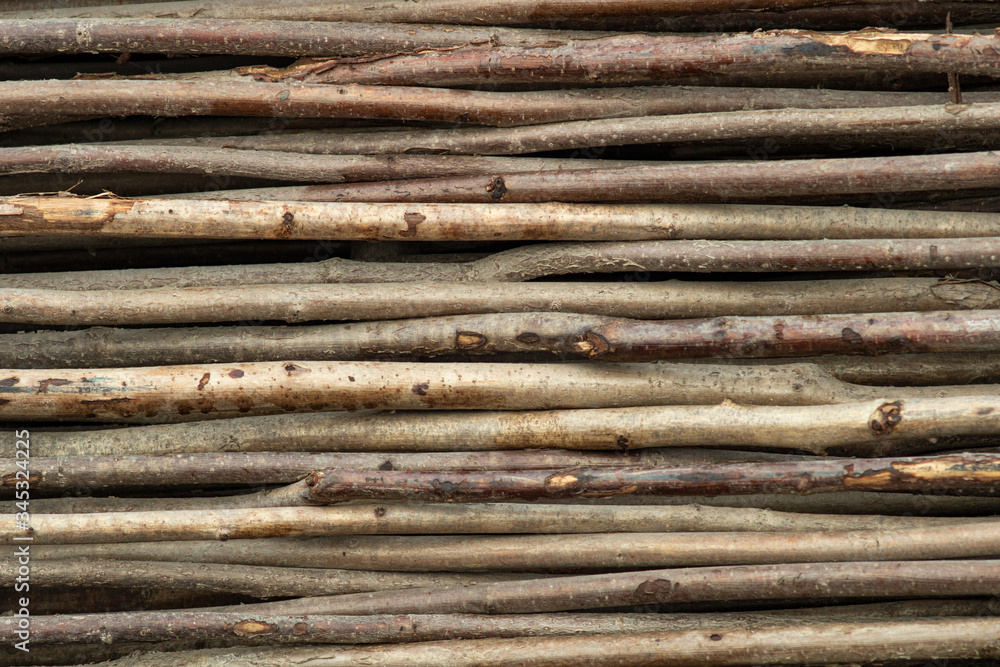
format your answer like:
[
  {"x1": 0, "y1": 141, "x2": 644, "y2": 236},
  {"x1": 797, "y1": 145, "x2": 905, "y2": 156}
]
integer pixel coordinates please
[{"x1": 2, "y1": 1, "x2": 1000, "y2": 666}]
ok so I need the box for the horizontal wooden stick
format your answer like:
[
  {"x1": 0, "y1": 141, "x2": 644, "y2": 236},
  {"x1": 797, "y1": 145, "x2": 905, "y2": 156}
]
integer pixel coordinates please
[
  {"x1": 14, "y1": 513, "x2": 1000, "y2": 565},
  {"x1": 3, "y1": 198, "x2": 997, "y2": 241},
  {"x1": 4, "y1": 0, "x2": 976, "y2": 23},
  {"x1": 3, "y1": 80, "x2": 991, "y2": 128},
  {"x1": 307, "y1": 454, "x2": 1000, "y2": 504},
  {"x1": 67, "y1": 617, "x2": 1000, "y2": 666},
  {"x1": 9, "y1": 501, "x2": 984, "y2": 545},
  {"x1": 4, "y1": 282, "x2": 995, "y2": 342},
  {"x1": 7, "y1": 396, "x2": 999, "y2": 457},
  {"x1": 0, "y1": 148, "x2": 619, "y2": 184},
  {"x1": 3, "y1": 606, "x2": 995, "y2": 648},
  {"x1": 0, "y1": 560, "x2": 524, "y2": 597},
  {"x1": 2, "y1": 361, "x2": 997, "y2": 422},
  {"x1": 241, "y1": 150, "x2": 1000, "y2": 203},
  {"x1": 568, "y1": 2, "x2": 1000, "y2": 32},
  {"x1": 0, "y1": 19, "x2": 593, "y2": 57},
  {"x1": 2, "y1": 310, "x2": 997, "y2": 360},
  {"x1": 226, "y1": 559, "x2": 1000, "y2": 614},
  {"x1": 0, "y1": 498, "x2": 972, "y2": 538},
  {"x1": 0, "y1": 451, "x2": 641, "y2": 490},
  {"x1": 150, "y1": 104, "x2": 1000, "y2": 156},
  {"x1": 267, "y1": 30, "x2": 1000, "y2": 87}
]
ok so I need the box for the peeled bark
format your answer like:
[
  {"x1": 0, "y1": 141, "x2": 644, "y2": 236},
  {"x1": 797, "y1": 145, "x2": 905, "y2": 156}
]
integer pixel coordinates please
[
  {"x1": 3, "y1": 198, "x2": 998, "y2": 241},
  {"x1": 252, "y1": 31, "x2": 1000, "y2": 88},
  {"x1": 219, "y1": 559, "x2": 1000, "y2": 614},
  {"x1": 2, "y1": 360, "x2": 999, "y2": 423},
  {"x1": 6, "y1": 396, "x2": 1000, "y2": 457},
  {"x1": 145, "y1": 104, "x2": 1000, "y2": 156},
  {"x1": 0, "y1": 561, "x2": 526, "y2": 598},
  {"x1": 233, "y1": 151, "x2": 1000, "y2": 203}
]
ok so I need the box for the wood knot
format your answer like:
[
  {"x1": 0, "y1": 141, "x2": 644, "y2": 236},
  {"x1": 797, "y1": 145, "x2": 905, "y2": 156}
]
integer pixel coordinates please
[
  {"x1": 573, "y1": 331, "x2": 612, "y2": 358},
  {"x1": 869, "y1": 401, "x2": 903, "y2": 435},
  {"x1": 456, "y1": 331, "x2": 488, "y2": 349}
]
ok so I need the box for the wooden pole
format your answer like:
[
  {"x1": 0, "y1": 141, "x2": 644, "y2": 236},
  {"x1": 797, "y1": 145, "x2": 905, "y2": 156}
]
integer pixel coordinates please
[{"x1": 2, "y1": 361, "x2": 998, "y2": 422}]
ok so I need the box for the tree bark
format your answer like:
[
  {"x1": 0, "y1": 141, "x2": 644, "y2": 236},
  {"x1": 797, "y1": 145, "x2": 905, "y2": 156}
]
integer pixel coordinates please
[
  {"x1": 244, "y1": 31, "x2": 1000, "y2": 88},
  {"x1": 4, "y1": 198, "x2": 998, "y2": 241},
  {"x1": 0, "y1": 561, "x2": 526, "y2": 598},
  {"x1": 2, "y1": 0, "x2": 987, "y2": 23},
  {"x1": 2, "y1": 279, "x2": 994, "y2": 325},
  {"x1": 3, "y1": 502, "x2": 983, "y2": 545},
  {"x1": 5, "y1": 396, "x2": 999, "y2": 457},
  {"x1": 225, "y1": 151, "x2": 1000, "y2": 203},
  {"x1": 143, "y1": 104, "x2": 1000, "y2": 156},
  {"x1": 14, "y1": 516, "x2": 1000, "y2": 565},
  {"x1": 774, "y1": 351, "x2": 1000, "y2": 385},
  {"x1": 3, "y1": 606, "x2": 997, "y2": 648},
  {"x1": 0, "y1": 19, "x2": 597, "y2": 58},
  {"x1": 18, "y1": 617, "x2": 1000, "y2": 666},
  {"x1": 305, "y1": 454, "x2": 1000, "y2": 504},
  {"x1": 0, "y1": 450, "x2": 641, "y2": 491},
  {"x1": 2, "y1": 360, "x2": 998, "y2": 422},
  {"x1": 4, "y1": 80, "x2": 995, "y2": 128},
  {"x1": 217, "y1": 559, "x2": 1000, "y2": 614},
  {"x1": 557, "y1": 2, "x2": 1000, "y2": 31},
  {"x1": 1, "y1": 310, "x2": 997, "y2": 359},
  {"x1": 0, "y1": 148, "x2": 630, "y2": 183}
]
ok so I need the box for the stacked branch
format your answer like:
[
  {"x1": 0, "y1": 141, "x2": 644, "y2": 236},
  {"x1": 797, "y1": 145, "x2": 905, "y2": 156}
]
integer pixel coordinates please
[{"x1": 4, "y1": 3, "x2": 1000, "y2": 664}]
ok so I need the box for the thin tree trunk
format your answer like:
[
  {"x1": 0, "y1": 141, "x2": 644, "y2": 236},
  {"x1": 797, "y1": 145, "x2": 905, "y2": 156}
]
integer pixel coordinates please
[
  {"x1": 4, "y1": 198, "x2": 998, "y2": 241},
  {"x1": 2, "y1": 310, "x2": 997, "y2": 358},
  {"x1": 4, "y1": 502, "x2": 984, "y2": 545},
  {"x1": 15, "y1": 617, "x2": 1000, "y2": 666},
  {"x1": 2, "y1": 280, "x2": 994, "y2": 324},
  {"x1": 572, "y1": 491, "x2": 1000, "y2": 516},
  {"x1": 251, "y1": 31, "x2": 1000, "y2": 87},
  {"x1": 216, "y1": 559, "x2": 1000, "y2": 614},
  {"x1": 2, "y1": 360, "x2": 999, "y2": 422},
  {"x1": 559, "y1": 2, "x2": 1000, "y2": 32},
  {"x1": 0, "y1": 495, "x2": 974, "y2": 534},
  {"x1": 0, "y1": 148, "x2": 635, "y2": 183},
  {"x1": 0, "y1": 561, "x2": 528, "y2": 598},
  {"x1": 0, "y1": 451, "x2": 644, "y2": 491},
  {"x1": 225, "y1": 151, "x2": 1000, "y2": 203},
  {"x1": 6, "y1": 396, "x2": 999, "y2": 457},
  {"x1": 0, "y1": 19, "x2": 597, "y2": 58},
  {"x1": 3, "y1": 0, "x2": 983, "y2": 22},
  {"x1": 141, "y1": 104, "x2": 1000, "y2": 156},
  {"x1": 4, "y1": 606, "x2": 998, "y2": 647},
  {"x1": 14, "y1": 516, "x2": 1000, "y2": 567},
  {"x1": 305, "y1": 454, "x2": 1000, "y2": 504},
  {"x1": 4, "y1": 81, "x2": 995, "y2": 128}
]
